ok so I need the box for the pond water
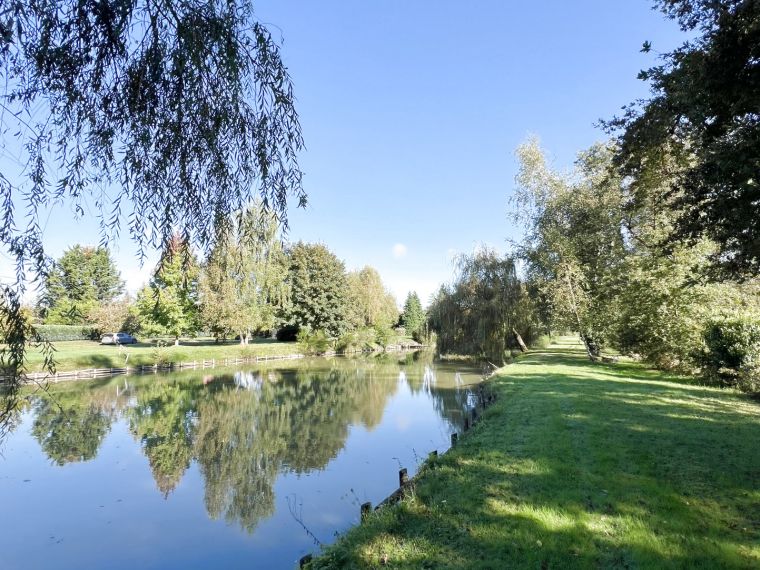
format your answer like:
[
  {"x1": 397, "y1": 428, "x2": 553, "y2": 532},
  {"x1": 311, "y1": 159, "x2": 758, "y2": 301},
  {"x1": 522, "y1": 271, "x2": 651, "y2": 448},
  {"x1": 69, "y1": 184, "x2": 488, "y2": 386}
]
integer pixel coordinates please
[{"x1": 0, "y1": 352, "x2": 486, "y2": 569}]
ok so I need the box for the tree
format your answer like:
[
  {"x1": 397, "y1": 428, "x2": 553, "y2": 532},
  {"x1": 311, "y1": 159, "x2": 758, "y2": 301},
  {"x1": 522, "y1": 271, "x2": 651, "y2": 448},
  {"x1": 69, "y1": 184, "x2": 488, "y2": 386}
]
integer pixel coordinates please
[
  {"x1": 401, "y1": 292, "x2": 426, "y2": 341},
  {"x1": 608, "y1": 0, "x2": 760, "y2": 277},
  {"x1": 136, "y1": 236, "x2": 200, "y2": 344},
  {"x1": 345, "y1": 267, "x2": 399, "y2": 331},
  {"x1": 286, "y1": 243, "x2": 349, "y2": 337},
  {"x1": 40, "y1": 246, "x2": 124, "y2": 325},
  {"x1": 512, "y1": 138, "x2": 626, "y2": 358},
  {"x1": 427, "y1": 249, "x2": 536, "y2": 363},
  {"x1": 0, "y1": 1, "x2": 304, "y2": 419},
  {"x1": 199, "y1": 206, "x2": 289, "y2": 344},
  {"x1": 88, "y1": 296, "x2": 140, "y2": 336}
]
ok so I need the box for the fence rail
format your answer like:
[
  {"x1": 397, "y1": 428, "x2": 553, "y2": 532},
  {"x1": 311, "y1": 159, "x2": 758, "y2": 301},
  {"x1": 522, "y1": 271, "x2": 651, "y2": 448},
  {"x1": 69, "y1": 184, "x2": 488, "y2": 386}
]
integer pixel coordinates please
[{"x1": 0, "y1": 353, "x2": 307, "y2": 384}]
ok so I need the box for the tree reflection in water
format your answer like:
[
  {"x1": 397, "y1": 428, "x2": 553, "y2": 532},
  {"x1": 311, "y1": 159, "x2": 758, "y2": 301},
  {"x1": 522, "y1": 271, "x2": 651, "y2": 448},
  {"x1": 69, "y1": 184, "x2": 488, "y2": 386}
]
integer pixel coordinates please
[{"x1": 20, "y1": 355, "x2": 483, "y2": 532}]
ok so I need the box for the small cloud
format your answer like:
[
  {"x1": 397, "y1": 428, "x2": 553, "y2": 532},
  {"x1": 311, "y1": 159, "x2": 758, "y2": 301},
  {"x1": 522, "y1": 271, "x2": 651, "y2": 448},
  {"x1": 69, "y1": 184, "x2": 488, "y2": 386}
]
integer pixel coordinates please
[{"x1": 392, "y1": 243, "x2": 407, "y2": 258}]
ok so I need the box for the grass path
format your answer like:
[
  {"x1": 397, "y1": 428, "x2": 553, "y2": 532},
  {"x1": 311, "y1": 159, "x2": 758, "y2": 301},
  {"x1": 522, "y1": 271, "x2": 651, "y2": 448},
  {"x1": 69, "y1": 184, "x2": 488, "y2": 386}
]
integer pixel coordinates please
[{"x1": 309, "y1": 338, "x2": 760, "y2": 569}]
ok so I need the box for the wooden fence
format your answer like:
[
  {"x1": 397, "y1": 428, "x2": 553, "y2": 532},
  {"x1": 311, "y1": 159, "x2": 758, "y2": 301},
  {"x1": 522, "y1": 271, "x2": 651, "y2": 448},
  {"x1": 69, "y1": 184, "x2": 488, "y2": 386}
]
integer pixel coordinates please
[{"x1": 1, "y1": 353, "x2": 306, "y2": 384}]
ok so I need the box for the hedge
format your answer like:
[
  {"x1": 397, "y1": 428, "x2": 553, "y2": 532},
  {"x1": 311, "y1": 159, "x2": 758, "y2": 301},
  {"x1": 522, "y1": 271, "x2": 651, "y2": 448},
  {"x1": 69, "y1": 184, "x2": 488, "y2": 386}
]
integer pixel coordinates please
[{"x1": 34, "y1": 324, "x2": 97, "y2": 342}]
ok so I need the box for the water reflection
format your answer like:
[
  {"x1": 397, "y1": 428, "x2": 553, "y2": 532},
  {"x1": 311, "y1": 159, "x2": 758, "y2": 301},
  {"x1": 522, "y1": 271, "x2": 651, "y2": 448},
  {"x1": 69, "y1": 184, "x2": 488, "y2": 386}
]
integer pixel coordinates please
[{"x1": 2, "y1": 353, "x2": 486, "y2": 568}]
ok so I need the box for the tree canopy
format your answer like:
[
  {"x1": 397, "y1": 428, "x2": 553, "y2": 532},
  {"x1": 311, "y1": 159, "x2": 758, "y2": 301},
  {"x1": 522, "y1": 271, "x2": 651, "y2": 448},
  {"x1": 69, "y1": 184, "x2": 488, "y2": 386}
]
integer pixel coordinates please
[
  {"x1": 286, "y1": 242, "x2": 349, "y2": 337},
  {"x1": 40, "y1": 245, "x2": 124, "y2": 324},
  {"x1": 609, "y1": 0, "x2": 760, "y2": 277}
]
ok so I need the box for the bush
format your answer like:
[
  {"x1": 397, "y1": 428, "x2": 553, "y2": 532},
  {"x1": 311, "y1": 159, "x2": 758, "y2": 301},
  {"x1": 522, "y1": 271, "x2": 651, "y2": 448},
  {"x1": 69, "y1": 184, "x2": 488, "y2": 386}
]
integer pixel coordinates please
[
  {"x1": 698, "y1": 317, "x2": 760, "y2": 394},
  {"x1": 297, "y1": 329, "x2": 331, "y2": 355},
  {"x1": 34, "y1": 324, "x2": 96, "y2": 341}
]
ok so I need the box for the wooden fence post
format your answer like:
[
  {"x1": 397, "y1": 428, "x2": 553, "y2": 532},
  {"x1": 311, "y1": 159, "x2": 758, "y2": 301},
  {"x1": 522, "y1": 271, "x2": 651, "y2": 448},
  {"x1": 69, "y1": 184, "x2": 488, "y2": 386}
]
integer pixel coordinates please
[
  {"x1": 361, "y1": 502, "x2": 372, "y2": 522},
  {"x1": 399, "y1": 468, "x2": 408, "y2": 487},
  {"x1": 451, "y1": 432, "x2": 458, "y2": 446}
]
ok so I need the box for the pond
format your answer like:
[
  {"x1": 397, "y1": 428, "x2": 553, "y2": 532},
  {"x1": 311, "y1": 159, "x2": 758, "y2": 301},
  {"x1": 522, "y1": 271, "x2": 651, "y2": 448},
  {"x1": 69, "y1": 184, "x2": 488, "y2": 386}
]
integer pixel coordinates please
[{"x1": 0, "y1": 352, "x2": 487, "y2": 569}]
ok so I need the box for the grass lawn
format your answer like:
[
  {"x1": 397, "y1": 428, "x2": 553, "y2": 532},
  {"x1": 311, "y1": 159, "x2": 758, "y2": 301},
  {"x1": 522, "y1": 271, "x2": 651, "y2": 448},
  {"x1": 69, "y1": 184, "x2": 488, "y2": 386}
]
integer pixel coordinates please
[
  {"x1": 309, "y1": 337, "x2": 760, "y2": 569},
  {"x1": 19, "y1": 337, "x2": 300, "y2": 372}
]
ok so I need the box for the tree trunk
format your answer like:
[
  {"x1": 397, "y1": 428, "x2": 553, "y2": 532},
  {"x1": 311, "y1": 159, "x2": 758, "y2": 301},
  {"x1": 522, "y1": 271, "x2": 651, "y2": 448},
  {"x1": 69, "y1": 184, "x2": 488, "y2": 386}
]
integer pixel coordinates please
[{"x1": 512, "y1": 328, "x2": 528, "y2": 352}]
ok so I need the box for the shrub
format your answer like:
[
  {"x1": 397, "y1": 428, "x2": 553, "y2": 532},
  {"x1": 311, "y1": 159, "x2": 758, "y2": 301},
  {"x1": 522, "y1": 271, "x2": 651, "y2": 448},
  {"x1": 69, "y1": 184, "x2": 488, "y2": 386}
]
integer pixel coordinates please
[
  {"x1": 297, "y1": 329, "x2": 331, "y2": 355},
  {"x1": 698, "y1": 317, "x2": 760, "y2": 394}
]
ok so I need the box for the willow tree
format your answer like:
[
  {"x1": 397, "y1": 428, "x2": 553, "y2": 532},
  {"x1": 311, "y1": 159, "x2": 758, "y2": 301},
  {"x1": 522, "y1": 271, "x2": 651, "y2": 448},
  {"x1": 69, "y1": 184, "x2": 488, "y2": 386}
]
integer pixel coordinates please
[
  {"x1": 199, "y1": 206, "x2": 289, "y2": 344},
  {"x1": 428, "y1": 249, "x2": 535, "y2": 363},
  {"x1": 0, "y1": 1, "x2": 304, "y2": 419}
]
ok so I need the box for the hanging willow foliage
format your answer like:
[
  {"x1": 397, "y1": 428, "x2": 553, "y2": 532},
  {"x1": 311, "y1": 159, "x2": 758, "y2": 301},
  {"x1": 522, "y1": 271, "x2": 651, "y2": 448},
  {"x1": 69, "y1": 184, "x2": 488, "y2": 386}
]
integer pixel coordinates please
[
  {"x1": 0, "y1": 1, "x2": 305, "y2": 426},
  {"x1": 427, "y1": 249, "x2": 539, "y2": 363}
]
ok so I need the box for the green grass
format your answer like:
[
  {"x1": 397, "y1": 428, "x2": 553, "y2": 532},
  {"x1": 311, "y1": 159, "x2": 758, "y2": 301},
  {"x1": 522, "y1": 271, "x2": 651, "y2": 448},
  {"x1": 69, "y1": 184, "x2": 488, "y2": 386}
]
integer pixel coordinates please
[
  {"x1": 309, "y1": 337, "x2": 760, "y2": 569},
  {"x1": 18, "y1": 337, "x2": 300, "y2": 372}
]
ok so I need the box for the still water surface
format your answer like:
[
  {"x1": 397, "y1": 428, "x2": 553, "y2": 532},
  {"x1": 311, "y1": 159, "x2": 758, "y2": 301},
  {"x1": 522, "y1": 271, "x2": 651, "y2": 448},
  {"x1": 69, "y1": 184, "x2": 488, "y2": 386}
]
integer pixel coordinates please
[{"x1": 0, "y1": 352, "x2": 485, "y2": 569}]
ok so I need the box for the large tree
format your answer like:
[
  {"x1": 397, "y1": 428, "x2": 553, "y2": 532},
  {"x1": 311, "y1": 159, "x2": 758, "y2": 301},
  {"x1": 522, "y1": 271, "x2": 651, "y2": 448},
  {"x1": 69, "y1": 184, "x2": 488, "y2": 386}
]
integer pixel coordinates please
[
  {"x1": 286, "y1": 242, "x2": 349, "y2": 337},
  {"x1": 41, "y1": 245, "x2": 124, "y2": 324},
  {"x1": 345, "y1": 267, "x2": 398, "y2": 331},
  {"x1": 0, "y1": 1, "x2": 304, "y2": 417},
  {"x1": 512, "y1": 138, "x2": 627, "y2": 358},
  {"x1": 609, "y1": 0, "x2": 760, "y2": 277},
  {"x1": 199, "y1": 207, "x2": 289, "y2": 344},
  {"x1": 427, "y1": 249, "x2": 536, "y2": 363}
]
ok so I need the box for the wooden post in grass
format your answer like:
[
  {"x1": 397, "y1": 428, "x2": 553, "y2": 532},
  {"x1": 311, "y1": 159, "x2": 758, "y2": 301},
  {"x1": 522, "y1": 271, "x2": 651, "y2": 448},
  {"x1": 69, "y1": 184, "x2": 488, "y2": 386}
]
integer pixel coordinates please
[
  {"x1": 361, "y1": 502, "x2": 372, "y2": 521},
  {"x1": 399, "y1": 468, "x2": 408, "y2": 487},
  {"x1": 471, "y1": 408, "x2": 478, "y2": 424},
  {"x1": 451, "y1": 432, "x2": 458, "y2": 446},
  {"x1": 464, "y1": 417, "x2": 470, "y2": 431}
]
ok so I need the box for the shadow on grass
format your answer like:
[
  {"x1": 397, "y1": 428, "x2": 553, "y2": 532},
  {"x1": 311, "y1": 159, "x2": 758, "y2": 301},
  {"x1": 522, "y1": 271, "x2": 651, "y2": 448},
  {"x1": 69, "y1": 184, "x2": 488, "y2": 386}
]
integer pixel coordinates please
[{"x1": 312, "y1": 344, "x2": 760, "y2": 569}]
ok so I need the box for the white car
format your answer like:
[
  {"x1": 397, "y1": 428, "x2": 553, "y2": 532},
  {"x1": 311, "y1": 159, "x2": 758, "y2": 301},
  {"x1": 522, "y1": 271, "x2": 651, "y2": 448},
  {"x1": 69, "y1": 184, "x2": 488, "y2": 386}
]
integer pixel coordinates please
[{"x1": 100, "y1": 332, "x2": 138, "y2": 345}]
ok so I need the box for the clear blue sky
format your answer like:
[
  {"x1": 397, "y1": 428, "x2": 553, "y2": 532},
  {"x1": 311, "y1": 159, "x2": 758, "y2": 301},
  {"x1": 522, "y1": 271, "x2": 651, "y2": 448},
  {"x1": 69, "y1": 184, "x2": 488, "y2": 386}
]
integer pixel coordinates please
[{"x1": 0, "y1": 0, "x2": 686, "y2": 306}]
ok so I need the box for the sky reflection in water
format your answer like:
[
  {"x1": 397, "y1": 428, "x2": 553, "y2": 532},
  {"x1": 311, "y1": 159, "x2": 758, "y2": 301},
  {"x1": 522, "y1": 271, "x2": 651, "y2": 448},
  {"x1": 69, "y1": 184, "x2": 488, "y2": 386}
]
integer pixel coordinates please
[{"x1": 0, "y1": 352, "x2": 485, "y2": 569}]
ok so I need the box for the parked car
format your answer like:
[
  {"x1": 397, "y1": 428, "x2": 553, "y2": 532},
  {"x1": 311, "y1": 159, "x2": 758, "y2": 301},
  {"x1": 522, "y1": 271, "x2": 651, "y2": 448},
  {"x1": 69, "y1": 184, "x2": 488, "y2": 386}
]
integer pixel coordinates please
[{"x1": 100, "y1": 332, "x2": 138, "y2": 345}]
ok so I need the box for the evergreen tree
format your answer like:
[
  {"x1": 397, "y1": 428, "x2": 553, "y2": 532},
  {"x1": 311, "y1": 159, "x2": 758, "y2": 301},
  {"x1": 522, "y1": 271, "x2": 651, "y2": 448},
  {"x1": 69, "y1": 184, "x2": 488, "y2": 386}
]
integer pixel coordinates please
[
  {"x1": 41, "y1": 245, "x2": 124, "y2": 325},
  {"x1": 401, "y1": 292, "x2": 426, "y2": 340}
]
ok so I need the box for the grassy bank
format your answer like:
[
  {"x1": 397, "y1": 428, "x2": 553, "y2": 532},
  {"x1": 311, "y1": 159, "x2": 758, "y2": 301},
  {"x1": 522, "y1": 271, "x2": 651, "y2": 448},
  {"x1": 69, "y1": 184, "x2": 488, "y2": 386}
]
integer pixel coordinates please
[
  {"x1": 17, "y1": 337, "x2": 300, "y2": 372},
  {"x1": 309, "y1": 337, "x2": 760, "y2": 569}
]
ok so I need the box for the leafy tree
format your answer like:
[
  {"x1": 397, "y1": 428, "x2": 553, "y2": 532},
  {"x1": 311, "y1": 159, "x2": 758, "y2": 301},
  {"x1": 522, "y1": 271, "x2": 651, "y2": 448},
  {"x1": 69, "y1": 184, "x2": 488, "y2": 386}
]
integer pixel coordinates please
[
  {"x1": 345, "y1": 267, "x2": 399, "y2": 331},
  {"x1": 137, "y1": 236, "x2": 200, "y2": 344},
  {"x1": 609, "y1": 0, "x2": 760, "y2": 277},
  {"x1": 512, "y1": 138, "x2": 626, "y2": 358},
  {"x1": 286, "y1": 242, "x2": 349, "y2": 337},
  {"x1": 40, "y1": 246, "x2": 124, "y2": 325},
  {"x1": 427, "y1": 249, "x2": 536, "y2": 363},
  {"x1": 0, "y1": 0, "x2": 304, "y2": 418},
  {"x1": 199, "y1": 207, "x2": 289, "y2": 344},
  {"x1": 88, "y1": 296, "x2": 140, "y2": 336},
  {"x1": 401, "y1": 292, "x2": 426, "y2": 341}
]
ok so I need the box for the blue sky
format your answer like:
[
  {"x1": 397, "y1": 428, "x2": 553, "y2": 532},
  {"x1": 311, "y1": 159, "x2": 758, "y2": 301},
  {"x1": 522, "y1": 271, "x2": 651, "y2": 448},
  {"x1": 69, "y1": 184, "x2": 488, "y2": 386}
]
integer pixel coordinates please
[{"x1": 0, "y1": 1, "x2": 686, "y2": 306}]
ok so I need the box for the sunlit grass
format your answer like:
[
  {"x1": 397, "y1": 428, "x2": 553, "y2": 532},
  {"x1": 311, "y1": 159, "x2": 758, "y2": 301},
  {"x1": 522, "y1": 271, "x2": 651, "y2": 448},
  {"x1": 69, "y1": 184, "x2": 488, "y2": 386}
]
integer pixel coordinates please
[
  {"x1": 17, "y1": 337, "x2": 300, "y2": 372},
  {"x1": 309, "y1": 337, "x2": 760, "y2": 569}
]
